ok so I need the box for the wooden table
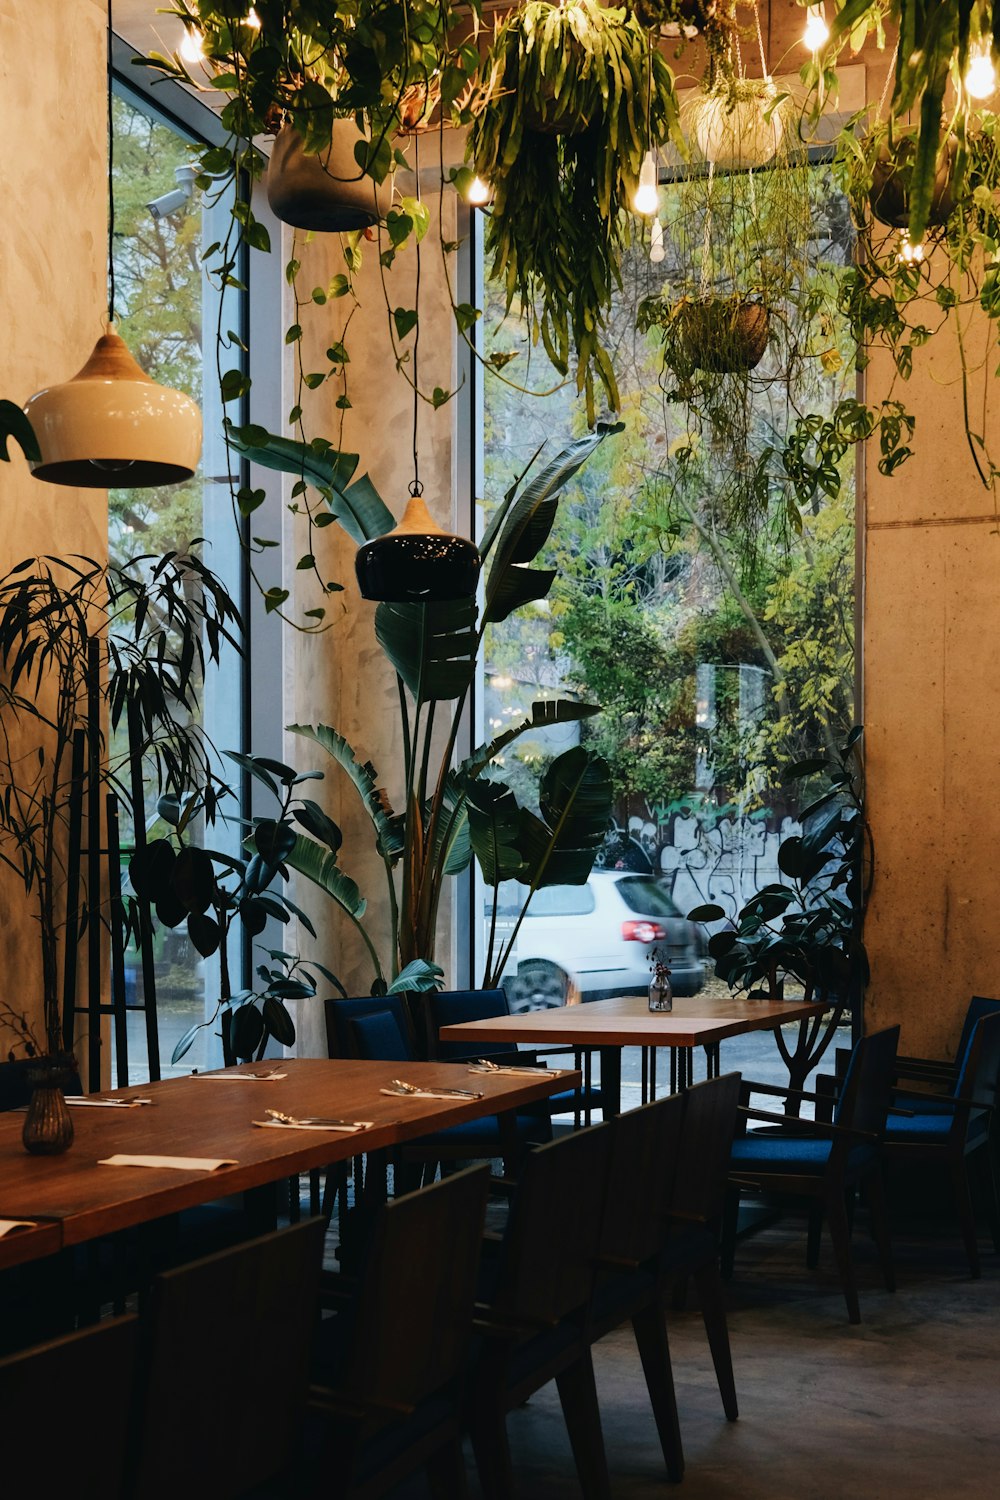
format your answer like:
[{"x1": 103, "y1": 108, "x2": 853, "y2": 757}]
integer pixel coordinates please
[
  {"x1": 0, "y1": 1219, "x2": 62, "y2": 1272},
  {"x1": 0, "y1": 1058, "x2": 578, "y2": 1250},
  {"x1": 439, "y1": 995, "x2": 830, "y2": 1114}
]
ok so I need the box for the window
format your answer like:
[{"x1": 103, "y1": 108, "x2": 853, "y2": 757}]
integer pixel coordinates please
[{"x1": 110, "y1": 82, "x2": 246, "y2": 1080}]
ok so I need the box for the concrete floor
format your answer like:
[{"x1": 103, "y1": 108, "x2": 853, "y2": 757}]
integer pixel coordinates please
[{"x1": 453, "y1": 1213, "x2": 1000, "y2": 1499}]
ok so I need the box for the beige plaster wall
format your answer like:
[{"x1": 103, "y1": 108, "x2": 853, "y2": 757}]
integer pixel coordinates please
[
  {"x1": 0, "y1": 0, "x2": 109, "y2": 1049},
  {"x1": 281, "y1": 176, "x2": 461, "y2": 1055}
]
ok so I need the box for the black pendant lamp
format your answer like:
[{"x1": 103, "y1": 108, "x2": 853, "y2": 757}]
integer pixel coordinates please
[
  {"x1": 355, "y1": 484, "x2": 481, "y2": 602},
  {"x1": 354, "y1": 134, "x2": 480, "y2": 604}
]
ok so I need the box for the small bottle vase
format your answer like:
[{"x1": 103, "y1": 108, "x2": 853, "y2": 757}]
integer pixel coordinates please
[{"x1": 648, "y1": 977, "x2": 673, "y2": 1013}]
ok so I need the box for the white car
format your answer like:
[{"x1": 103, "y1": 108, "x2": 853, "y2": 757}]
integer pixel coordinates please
[{"x1": 489, "y1": 871, "x2": 705, "y2": 1012}]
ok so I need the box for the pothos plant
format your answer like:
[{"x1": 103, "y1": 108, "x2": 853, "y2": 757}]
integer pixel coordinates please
[
  {"x1": 469, "y1": 0, "x2": 682, "y2": 424},
  {"x1": 804, "y1": 0, "x2": 1000, "y2": 245},
  {"x1": 232, "y1": 420, "x2": 619, "y2": 1033},
  {"x1": 689, "y1": 725, "x2": 871, "y2": 1112}
]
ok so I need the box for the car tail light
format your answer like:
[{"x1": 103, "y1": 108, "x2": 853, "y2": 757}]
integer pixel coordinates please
[{"x1": 621, "y1": 920, "x2": 666, "y2": 943}]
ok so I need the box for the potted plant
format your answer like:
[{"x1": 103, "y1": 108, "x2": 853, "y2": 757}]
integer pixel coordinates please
[
  {"x1": 660, "y1": 293, "x2": 770, "y2": 373},
  {"x1": 0, "y1": 546, "x2": 241, "y2": 1145},
  {"x1": 689, "y1": 727, "x2": 870, "y2": 1112},
  {"x1": 231, "y1": 419, "x2": 619, "y2": 1047},
  {"x1": 865, "y1": 126, "x2": 959, "y2": 231},
  {"x1": 469, "y1": 0, "x2": 681, "y2": 423},
  {"x1": 691, "y1": 75, "x2": 787, "y2": 169}
]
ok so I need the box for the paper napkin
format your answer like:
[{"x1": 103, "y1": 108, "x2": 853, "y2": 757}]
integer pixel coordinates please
[
  {"x1": 0, "y1": 1219, "x2": 38, "y2": 1238},
  {"x1": 98, "y1": 1154, "x2": 237, "y2": 1171}
]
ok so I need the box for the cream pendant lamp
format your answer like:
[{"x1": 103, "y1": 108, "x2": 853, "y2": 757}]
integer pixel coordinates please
[{"x1": 24, "y1": 0, "x2": 202, "y2": 489}]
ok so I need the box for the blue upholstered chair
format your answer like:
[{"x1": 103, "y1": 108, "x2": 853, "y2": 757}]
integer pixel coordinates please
[
  {"x1": 883, "y1": 1008, "x2": 1000, "y2": 1275},
  {"x1": 428, "y1": 987, "x2": 605, "y2": 1123},
  {"x1": 324, "y1": 994, "x2": 414, "y2": 1060},
  {"x1": 348, "y1": 1009, "x2": 548, "y2": 1183},
  {"x1": 723, "y1": 1026, "x2": 900, "y2": 1324}
]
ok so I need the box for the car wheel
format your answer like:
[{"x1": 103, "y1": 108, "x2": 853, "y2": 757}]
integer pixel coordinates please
[{"x1": 507, "y1": 960, "x2": 571, "y2": 1013}]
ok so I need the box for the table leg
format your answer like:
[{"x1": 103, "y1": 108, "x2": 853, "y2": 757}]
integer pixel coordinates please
[
  {"x1": 650, "y1": 1047, "x2": 658, "y2": 1099},
  {"x1": 599, "y1": 1046, "x2": 622, "y2": 1117},
  {"x1": 705, "y1": 1043, "x2": 721, "y2": 1080},
  {"x1": 641, "y1": 1046, "x2": 649, "y2": 1105}
]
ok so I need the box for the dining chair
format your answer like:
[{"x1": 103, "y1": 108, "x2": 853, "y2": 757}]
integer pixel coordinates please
[
  {"x1": 348, "y1": 1008, "x2": 548, "y2": 1184},
  {"x1": 428, "y1": 986, "x2": 605, "y2": 1123},
  {"x1": 723, "y1": 1026, "x2": 900, "y2": 1324},
  {"x1": 325, "y1": 994, "x2": 415, "y2": 1059},
  {"x1": 469, "y1": 1121, "x2": 614, "y2": 1500},
  {"x1": 126, "y1": 1217, "x2": 327, "y2": 1500},
  {"x1": 882, "y1": 1008, "x2": 1000, "y2": 1276},
  {"x1": 0, "y1": 1314, "x2": 137, "y2": 1498},
  {"x1": 309, "y1": 1163, "x2": 490, "y2": 1497}
]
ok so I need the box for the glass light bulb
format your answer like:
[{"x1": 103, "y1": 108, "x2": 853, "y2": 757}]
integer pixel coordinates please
[
  {"x1": 965, "y1": 43, "x2": 996, "y2": 99},
  {"x1": 632, "y1": 151, "x2": 659, "y2": 217},
  {"x1": 897, "y1": 230, "x2": 924, "y2": 265},
  {"x1": 245, "y1": 6, "x2": 262, "y2": 26},
  {"x1": 649, "y1": 218, "x2": 665, "y2": 264},
  {"x1": 467, "y1": 175, "x2": 492, "y2": 207},
  {"x1": 802, "y1": 4, "x2": 829, "y2": 50},
  {"x1": 179, "y1": 26, "x2": 206, "y2": 63}
]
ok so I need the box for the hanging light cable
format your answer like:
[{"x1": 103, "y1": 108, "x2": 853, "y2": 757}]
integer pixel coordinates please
[
  {"x1": 355, "y1": 131, "x2": 480, "y2": 602},
  {"x1": 24, "y1": 0, "x2": 202, "y2": 488}
]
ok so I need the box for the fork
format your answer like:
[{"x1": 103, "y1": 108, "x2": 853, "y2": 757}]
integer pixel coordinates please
[
  {"x1": 264, "y1": 1107, "x2": 364, "y2": 1128},
  {"x1": 388, "y1": 1079, "x2": 482, "y2": 1099}
]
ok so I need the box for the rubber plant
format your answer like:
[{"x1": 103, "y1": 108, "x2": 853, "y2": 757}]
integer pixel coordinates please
[
  {"x1": 231, "y1": 419, "x2": 620, "y2": 1035},
  {"x1": 469, "y1": 0, "x2": 682, "y2": 424},
  {"x1": 689, "y1": 726, "x2": 871, "y2": 1113}
]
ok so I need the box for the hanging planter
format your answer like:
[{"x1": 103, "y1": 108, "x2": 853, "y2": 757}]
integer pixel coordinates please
[
  {"x1": 266, "y1": 120, "x2": 391, "y2": 233},
  {"x1": 674, "y1": 297, "x2": 770, "y2": 374},
  {"x1": 869, "y1": 131, "x2": 959, "y2": 231},
  {"x1": 692, "y1": 78, "x2": 785, "y2": 169}
]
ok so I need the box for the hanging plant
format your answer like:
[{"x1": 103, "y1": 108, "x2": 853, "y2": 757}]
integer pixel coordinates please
[
  {"x1": 691, "y1": 75, "x2": 787, "y2": 169},
  {"x1": 867, "y1": 127, "x2": 959, "y2": 230},
  {"x1": 265, "y1": 119, "x2": 392, "y2": 232},
  {"x1": 470, "y1": 0, "x2": 681, "y2": 425},
  {"x1": 667, "y1": 295, "x2": 771, "y2": 373}
]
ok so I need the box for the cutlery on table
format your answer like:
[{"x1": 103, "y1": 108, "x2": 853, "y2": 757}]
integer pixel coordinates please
[
  {"x1": 261, "y1": 1107, "x2": 370, "y2": 1130},
  {"x1": 381, "y1": 1079, "x2": 484, "y2": 1100},
  {"x1": 64, "y1": 1096, "x2": 153, "y2": 1108},
  {"x1": 469, "y1": 1059, "x2": 554, "y2": 1076}
]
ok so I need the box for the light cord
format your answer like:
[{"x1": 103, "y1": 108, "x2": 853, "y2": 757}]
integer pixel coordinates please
[{"x1": 107, "y1": 0, "x2": 116, "y2": 325}]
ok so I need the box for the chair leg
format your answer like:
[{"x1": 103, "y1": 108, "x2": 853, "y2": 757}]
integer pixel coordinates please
[
  {"x1": 806, "y1": 1203, "x2": 823, "y2": 1269},
  {"x1": 692, "y1": 1261, "x2": 738, "y2": 1421},
  {"x1": 468, "y1": 1408, "x2": 514, "y2": 1500},
  {"x1": 950, "y1": 1156, "x2": 982, "y2": 1278},
  {"x1": 866, "y1": 1169, "x2": 895, "y2": 1293},
  {"x1": 825, "y1": 1186, "x2": 861, "y2": 1324},
  {"x1": 973, "y1": 1141, "x2": 1000, "y2": 1254},
  {"x1": 426, "y1": 1437, "x2": 469, "y2": 1499},
  {"x1": 630, "y1": 1303, "x2": 684, "y2": 1481},
  {"x1": 555, "y1": 1352, "x2": 612, "y2": 1500},
  {"x1": 720, "y1": 1186, "x2": 740, "y2": 1280}
]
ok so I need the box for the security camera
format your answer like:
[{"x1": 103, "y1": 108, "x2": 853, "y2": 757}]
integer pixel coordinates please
[{"x1": 147, "y1": 164, "x2": 198, "y2": 220}]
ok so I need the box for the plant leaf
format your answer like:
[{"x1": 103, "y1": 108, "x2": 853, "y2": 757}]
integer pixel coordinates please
[{"x1": 374, "y1": 598, "x2": 477, "y2": 703}]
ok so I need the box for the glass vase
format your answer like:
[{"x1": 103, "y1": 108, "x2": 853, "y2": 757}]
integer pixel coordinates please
[
  {"x1": 22, "y1": 1062, "x2": 75, "y2": 1156},
  {"x1": 648, "y1": 977, "x2": 673, "y2": 1013}
]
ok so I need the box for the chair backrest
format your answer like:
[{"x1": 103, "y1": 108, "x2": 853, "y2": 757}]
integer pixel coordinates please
[
  {"x1": 956, "y1": 996, "x2": 1000, "y2": 1074},
  {"x1": 349, "y1": 1008, "x2": 414, "y2": 1062},
  {"x1": 128, "y1": 1218, "x2": 327, "y2": 1500},
  {"x1": 491, "y1": 1123, "x2": 613, "y2": 1326},
  {"x1": 0, "y1": 1315, "x2": 137, "y2": 1495},
  {"x1": 428, "y1": 988, "x2": 512, "y2": 1061},
  {"x1": 325, "y1": 994, "x2": 413, "y2": 1059},
  {"x1": 955, "y1": 1009, "x2": 1000, "y2": 1122},
  {"x1": 600, "y1": 1093, "x2": 684, "y2": 1268},
  {"x1": 337, "y1": 1164, "x2": 490, "y2": 1411},
  {"x1": 833, "y1": 1025, "x2": 901, "y2": 1140},
  {"x1": 0, "y1": 1058, "x2": 84, "y2": 1112},
  {"x1": 672, "y1": 1073, "x2": 743, "y2": 1227}
]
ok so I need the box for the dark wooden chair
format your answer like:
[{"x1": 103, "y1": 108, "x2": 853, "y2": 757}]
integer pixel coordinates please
[
  {"x1": 723, "y1": 1026, "x2": 900, "y2": 1324},
  {"x1": 428, "y1": 987, "x2": 605, "y2": 1123},
  {"x1": 894, "y1": 995, "x2": 1000, "y2": 1099},
  {"x1": 587, "y1": 1092, "x2": 686, "y2": 1481},
  {"x1": 309, "y1": 1164, "x2": 491, "y2": 1497},
  {"x1": 882, "y1": 1009, "x2": 1000, "y2": 1275},
  {"x1": 469, "y1": 1122, "x2": 614, "y2": 1500},
  {"x1": 325, "y1": 994, "x2": 415, "y2": 1059},
  {"x1": 0, "y1": 1314, "x2": 137, "y2": 1498},
  {"x1": 126, "y1": 1217, "x2": 327, "y2": 1499}
]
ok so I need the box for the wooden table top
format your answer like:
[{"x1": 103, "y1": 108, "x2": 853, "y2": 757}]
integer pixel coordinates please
[
  {"x1": 439, "y1": 994, "x2": 830, "y2": 1049},
  {"x1": 0, "y1": 1058, "x2": 578, "y2": 1247},
  {"x1": 0, "y1": 1218, "x2": 63, "y2": 1272}
]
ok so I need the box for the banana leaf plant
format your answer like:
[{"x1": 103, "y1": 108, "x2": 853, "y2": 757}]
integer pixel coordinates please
[
  {"x1": 230, "y1": 421, "x2": 620, "y2": 1030},
  {"x1": 688, "y1": 726, "x2": 871, "y2": 1113}
]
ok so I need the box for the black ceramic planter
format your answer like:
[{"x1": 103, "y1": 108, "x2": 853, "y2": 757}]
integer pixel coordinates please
[
  {"x1": 355, "y1": 495, "x2": 481, "y2": 602},
  {"x1": 869, "y1": 133, "x2": 959, "y2": 231},
  {"x1": 266, "y1": 122, "x2": 390, "y2": 233}
]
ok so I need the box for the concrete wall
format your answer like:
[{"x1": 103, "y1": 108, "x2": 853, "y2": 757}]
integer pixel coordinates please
[{"x1": 0, "y1": 0, "x2": 108, "y2": 1052}]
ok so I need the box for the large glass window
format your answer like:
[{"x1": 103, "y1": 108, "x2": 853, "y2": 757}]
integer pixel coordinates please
[
  {"x1": 110, "y1": 84, "x2": 245, "y2": 1080},
  {"x1": 478, "y1": 160, "x2": 856, "y2": 1078}
]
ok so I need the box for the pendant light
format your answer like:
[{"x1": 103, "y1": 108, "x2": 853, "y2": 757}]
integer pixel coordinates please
[
  {"x1": 24, "y1": 0, "x2": 202, "y2": 489},
  {"x1": 355, "y1": 138, "x2": 480, "y2": 603}
]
